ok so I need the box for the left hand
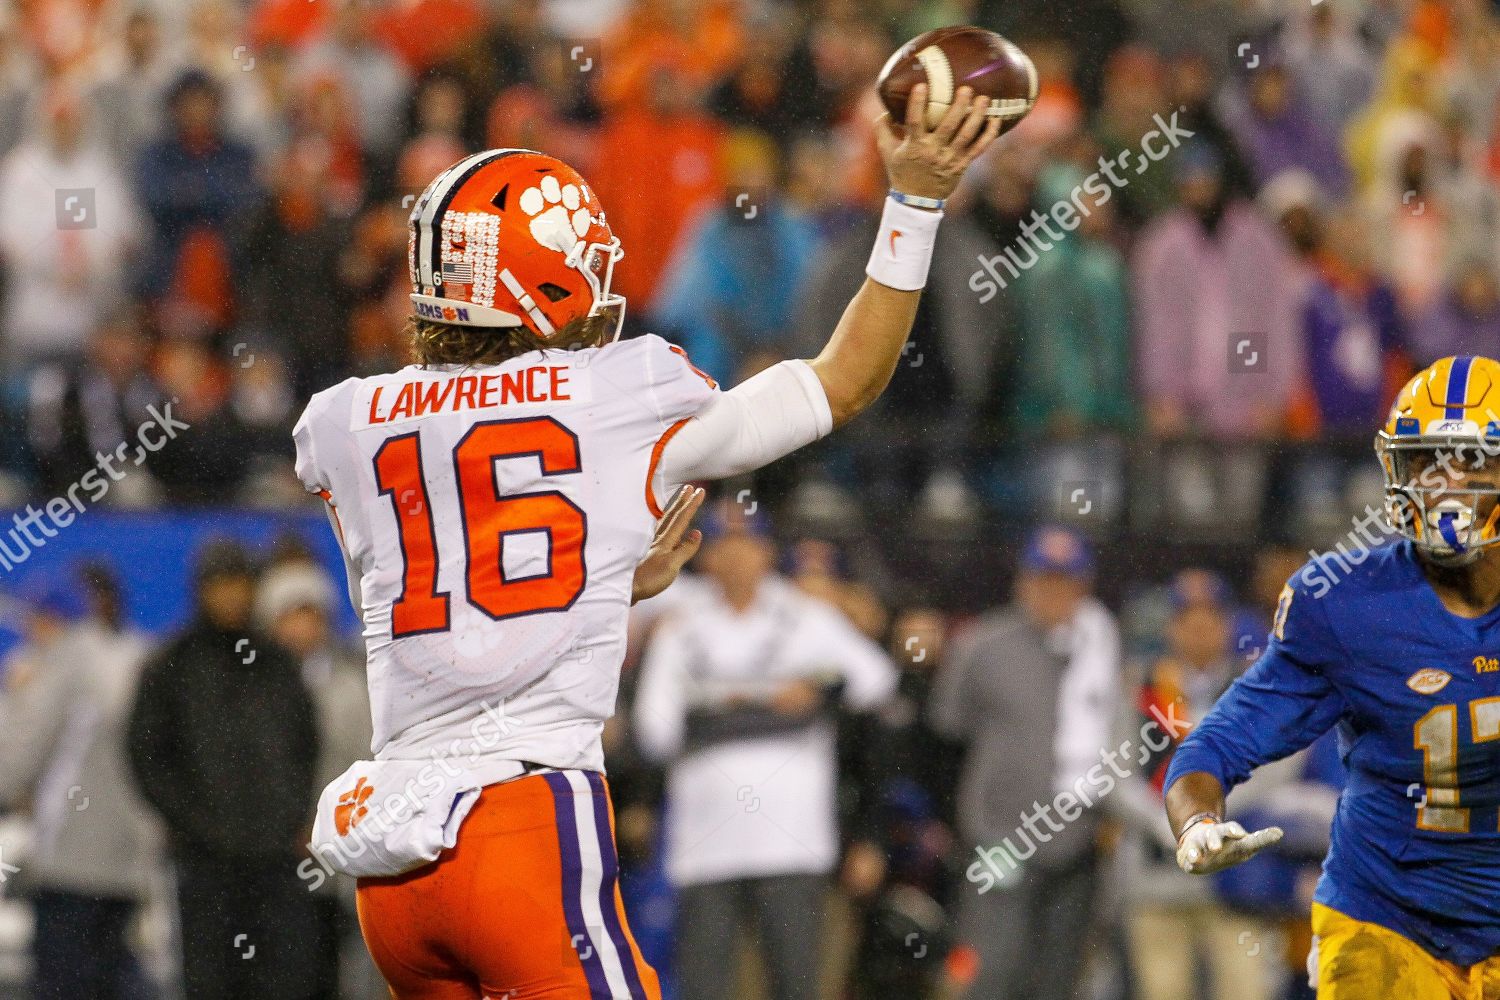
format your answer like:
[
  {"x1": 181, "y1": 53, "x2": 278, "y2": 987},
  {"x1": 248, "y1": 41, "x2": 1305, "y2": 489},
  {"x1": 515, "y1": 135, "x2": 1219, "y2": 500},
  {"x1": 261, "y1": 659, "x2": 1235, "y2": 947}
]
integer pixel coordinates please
[
  {"x1": 877, "y1": 83, "x2": 1003, "y2": 203},
  {"x1": 631, "y1": 486, "x2": 706, "y2": 605},
  {"x1": 1175, "y1": 818, "x2": 1283, "y2": 875}
]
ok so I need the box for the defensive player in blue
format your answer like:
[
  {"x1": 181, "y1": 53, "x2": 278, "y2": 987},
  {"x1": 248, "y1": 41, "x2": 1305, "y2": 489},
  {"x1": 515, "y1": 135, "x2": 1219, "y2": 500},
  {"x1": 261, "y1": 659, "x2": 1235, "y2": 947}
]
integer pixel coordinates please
[{"x1": 1166, "y1": 355, "x2": 1500, "y2": 998}]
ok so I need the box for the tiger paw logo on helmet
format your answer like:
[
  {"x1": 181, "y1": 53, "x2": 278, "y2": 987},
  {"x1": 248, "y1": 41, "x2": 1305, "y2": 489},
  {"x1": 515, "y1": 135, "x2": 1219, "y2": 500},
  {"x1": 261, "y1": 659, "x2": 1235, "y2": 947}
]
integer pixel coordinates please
[
  {"x1": 519, "y1": 175, "x2": 599, "y2": 255},
  {"x1": 407, "y1": 149, "x2": 626, "y2": 341},
  {"x1": 334, "y1": 777, "x2": 375, "y2": 836}
]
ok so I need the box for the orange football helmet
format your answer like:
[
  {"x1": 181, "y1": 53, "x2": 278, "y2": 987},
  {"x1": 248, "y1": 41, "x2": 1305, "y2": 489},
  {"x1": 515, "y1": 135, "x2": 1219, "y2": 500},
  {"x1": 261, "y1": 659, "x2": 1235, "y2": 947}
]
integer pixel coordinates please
[{"x1": 407, "y1": 149, "x2": 625, "y2": 340}]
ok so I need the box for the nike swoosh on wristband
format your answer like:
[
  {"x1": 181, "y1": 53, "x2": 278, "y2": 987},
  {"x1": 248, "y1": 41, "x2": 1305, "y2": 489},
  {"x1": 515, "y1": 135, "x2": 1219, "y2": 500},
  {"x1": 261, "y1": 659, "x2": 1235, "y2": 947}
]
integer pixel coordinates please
[{"x1": 890, "y1": 229, "x2": 903, "y2": 256}]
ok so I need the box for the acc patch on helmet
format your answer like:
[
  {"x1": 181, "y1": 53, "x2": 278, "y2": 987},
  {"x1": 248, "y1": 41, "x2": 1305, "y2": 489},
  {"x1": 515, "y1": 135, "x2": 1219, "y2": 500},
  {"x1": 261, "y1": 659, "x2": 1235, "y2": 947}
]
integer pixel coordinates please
[{"x1": 1406, "y1": 668, "x2": 1453, "y2": 695}]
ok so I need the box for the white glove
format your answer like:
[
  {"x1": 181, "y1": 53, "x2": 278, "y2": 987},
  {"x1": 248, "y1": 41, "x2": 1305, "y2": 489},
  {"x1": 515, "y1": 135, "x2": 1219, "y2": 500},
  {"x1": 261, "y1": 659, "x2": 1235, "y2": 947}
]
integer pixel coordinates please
[{"x1": 1175, "y1": 817, "x2": 1283, "y2": 875}]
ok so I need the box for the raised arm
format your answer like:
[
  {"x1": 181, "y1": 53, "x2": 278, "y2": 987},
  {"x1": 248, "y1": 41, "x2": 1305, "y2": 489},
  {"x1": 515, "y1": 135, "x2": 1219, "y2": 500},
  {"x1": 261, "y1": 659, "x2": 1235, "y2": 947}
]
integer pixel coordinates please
[
  {"x1": 655, "y1": 84, "x2": 1000, "y2": 488},
  {"x1": 809, "y1": 83, "x2": 1000, "y2": 427}
]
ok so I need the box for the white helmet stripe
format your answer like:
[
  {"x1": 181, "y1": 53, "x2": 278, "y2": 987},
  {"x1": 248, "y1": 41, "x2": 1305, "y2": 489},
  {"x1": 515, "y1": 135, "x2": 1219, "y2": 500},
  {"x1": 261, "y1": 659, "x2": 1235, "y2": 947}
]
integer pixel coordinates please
[
  {"x1": 498, "y1": 268, "x2": 556, "y2": 335},
  {"x1": 413, "y1": 149, "x2": 517, "y2": 289},
  {"x1": 413, "y1": 152, "x2": 485, "y2": 288}
]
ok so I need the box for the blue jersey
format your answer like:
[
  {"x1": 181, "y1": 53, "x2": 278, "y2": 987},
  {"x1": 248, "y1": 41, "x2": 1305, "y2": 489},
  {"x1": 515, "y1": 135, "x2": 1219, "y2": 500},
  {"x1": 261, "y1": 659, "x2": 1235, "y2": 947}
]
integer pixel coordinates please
[{"x1": 1166, "y1": 540, "x2": 1500, "y2": 965}]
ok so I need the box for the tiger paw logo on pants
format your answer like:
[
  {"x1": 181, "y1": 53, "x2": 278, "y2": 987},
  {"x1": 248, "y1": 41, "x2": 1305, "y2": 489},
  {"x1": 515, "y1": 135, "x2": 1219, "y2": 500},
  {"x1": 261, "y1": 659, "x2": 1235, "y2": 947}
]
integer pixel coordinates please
[{"x1": 335, "y1": 777, "x2": 375, "y2": 836}]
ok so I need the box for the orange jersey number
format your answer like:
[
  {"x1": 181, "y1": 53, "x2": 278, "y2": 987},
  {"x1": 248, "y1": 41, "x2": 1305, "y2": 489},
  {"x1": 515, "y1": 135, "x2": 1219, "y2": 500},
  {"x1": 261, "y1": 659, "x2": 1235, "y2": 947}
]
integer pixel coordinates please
[{"x1": 375, "y1": 417, "x2": 586, "y2": 638}]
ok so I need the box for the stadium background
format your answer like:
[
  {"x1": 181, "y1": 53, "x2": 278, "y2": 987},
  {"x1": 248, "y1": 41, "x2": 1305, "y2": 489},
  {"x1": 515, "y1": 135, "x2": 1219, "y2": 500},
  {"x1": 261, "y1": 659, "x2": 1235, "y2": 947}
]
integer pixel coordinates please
[{"x1": 0, "y1": 0, "x2": 1496, "y2": 996}]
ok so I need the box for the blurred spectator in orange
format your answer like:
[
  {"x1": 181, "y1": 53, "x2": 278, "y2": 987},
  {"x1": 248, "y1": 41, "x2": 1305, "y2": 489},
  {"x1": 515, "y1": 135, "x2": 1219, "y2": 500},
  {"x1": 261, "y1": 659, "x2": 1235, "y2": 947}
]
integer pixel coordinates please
[
  {"x1": 296, "y1": 0, "x2": 413, "y2": 161},
  {"x1": 249, "y1": 0, "x2": 332, "y2": 51},
  {"x1": 0, "y1": 85, "x2": 142, "y2": 369},
  {"x1": 1133, "y1": 141, "x2": 1299, "y2": 442},
  {"x1": 376, "y1": 0, "x2": 484, "y2": 73},
  {"x1": 599, "y1": 0, "x2": 743, "y2": 111},
  {"x1": 291, "y1": 76, "x2": 365, "y2": 216},
  {"x1": 591, "y1": 58, "x2": 725, "y2": 309}
]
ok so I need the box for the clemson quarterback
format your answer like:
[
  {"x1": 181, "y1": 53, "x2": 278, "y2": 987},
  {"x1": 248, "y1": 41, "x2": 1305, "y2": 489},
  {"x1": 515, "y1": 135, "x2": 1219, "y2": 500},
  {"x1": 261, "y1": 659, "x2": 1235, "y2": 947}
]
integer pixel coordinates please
[
  {"x1": 292, "y1": 82, "x2": 999, "y2": 999},
  {"x1": 1166, "y1": 355, "x2": 1500, "y2": 997}
]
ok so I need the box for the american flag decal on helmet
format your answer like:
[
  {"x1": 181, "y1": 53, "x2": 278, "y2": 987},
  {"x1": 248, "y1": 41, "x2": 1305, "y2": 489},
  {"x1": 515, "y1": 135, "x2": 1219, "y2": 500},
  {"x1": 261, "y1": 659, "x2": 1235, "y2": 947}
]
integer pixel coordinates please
[{"x1": 441, "y1": 260, "x2": 474, "y2": 284}]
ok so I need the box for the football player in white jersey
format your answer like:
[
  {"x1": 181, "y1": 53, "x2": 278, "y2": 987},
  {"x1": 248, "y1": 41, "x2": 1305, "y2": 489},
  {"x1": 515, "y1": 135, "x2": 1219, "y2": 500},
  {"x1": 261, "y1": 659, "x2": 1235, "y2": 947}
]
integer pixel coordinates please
[{"x1": 294, "y1": 83, "x2": 999, "y2": 1000}]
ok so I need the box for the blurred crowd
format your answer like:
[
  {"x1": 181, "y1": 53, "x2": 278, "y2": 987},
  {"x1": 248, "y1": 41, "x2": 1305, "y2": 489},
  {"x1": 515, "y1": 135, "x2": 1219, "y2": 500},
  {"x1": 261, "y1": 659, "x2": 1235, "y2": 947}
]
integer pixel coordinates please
[
  {"x1": 0, "y1": 0, "x2": 1496, "y2": 997},
  {"x1": 0, "y1": 515, "x2": 1349, "y2": 1000},
  {"x1": 0, "y1": 0, "x2": 1494, "y2": 532}
]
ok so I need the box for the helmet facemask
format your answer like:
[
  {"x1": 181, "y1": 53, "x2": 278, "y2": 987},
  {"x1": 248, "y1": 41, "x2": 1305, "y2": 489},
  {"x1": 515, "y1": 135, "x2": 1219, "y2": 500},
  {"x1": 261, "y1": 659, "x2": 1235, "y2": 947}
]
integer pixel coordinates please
[
  {"x1": 570, "y1": 236, "x2": 626, "y2": 342},
  {"x1": 1377, "y1": 436, "x2": 1500, "y2": 566}
]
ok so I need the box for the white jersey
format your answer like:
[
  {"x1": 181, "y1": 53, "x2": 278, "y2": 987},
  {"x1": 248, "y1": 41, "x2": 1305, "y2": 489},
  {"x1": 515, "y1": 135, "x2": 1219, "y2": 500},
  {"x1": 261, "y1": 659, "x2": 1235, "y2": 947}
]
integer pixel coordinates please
[{"x1": 293, "y1": 334, "x2": 717, "y2": 772}]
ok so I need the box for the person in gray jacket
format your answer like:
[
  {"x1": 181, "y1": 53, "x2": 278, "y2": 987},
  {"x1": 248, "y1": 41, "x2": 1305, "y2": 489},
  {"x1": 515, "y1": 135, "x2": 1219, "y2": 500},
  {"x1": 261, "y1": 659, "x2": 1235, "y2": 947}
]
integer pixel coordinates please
[
  {"x1": 929, "y1": 526, "x2": 1121, "y2": 1000},
  {"x1": 0, "y1": 570, "x2": 161, "y2": 1000}
]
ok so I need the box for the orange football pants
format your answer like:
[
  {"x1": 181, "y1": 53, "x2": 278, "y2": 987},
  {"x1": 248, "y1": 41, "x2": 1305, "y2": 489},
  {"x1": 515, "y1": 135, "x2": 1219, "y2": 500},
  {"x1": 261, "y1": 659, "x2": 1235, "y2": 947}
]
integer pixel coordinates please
[{"x1": 356, "y1": 770, "x2": 662, "y2": 1000}]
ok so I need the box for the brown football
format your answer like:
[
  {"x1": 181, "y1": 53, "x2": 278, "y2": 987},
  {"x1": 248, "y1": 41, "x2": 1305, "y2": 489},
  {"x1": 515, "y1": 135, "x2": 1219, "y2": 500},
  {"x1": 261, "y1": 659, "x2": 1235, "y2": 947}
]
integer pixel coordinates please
[{"x1": 877, "y1": 26, "x2": 1038, "y2": 134}]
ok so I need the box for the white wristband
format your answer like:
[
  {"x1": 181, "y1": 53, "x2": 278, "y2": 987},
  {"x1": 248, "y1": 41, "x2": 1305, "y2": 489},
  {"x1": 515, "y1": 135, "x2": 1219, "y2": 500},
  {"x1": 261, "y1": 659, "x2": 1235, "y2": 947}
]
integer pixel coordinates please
[{"x1": 865, "y1": 196, "x2": 942, "y2": 292}]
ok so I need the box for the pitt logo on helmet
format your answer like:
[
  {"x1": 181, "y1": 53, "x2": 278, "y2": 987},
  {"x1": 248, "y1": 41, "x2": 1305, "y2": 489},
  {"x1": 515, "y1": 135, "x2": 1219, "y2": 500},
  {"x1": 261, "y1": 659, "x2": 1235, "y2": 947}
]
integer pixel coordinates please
[{"x1": 1376, "y1": 356, "x2": 1500, "y2": 566}]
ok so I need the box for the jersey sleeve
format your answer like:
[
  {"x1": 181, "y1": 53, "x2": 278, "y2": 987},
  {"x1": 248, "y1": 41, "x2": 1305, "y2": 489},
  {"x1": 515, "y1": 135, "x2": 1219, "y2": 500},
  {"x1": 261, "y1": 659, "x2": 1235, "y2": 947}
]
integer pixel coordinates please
[
  {"x1": 641, "y1": 333, "x2": 719, "y2": 426},
  {"x1": 1165, "y1": 569, "x2": 1349, "y2": 796},
  {"x1": 291, "y1": 381, "x2": 365, "y2": 613},
  {"x1": 633, "y1": 335, "x2": 720, "y2": 516},
  {"x1": 293, "y1": 390, "x2": 334, "y2": 500},
  {"x1": 292, "y1": 379, "x2": 358, "y2": 503},
  {"x1": 655, "y1": 359, "x2": 833, "y2": 492}
]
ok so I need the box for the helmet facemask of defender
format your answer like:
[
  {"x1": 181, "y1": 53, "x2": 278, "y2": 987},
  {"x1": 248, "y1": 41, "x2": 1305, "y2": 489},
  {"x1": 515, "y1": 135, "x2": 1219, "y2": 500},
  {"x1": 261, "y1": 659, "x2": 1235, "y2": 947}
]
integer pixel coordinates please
[
  {"x1": 1376, "y1": 357, "x2": 1500, "y2": 567},
  {"x1": 407, "y1": 149, "x2": 626, "y2": 342}
]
